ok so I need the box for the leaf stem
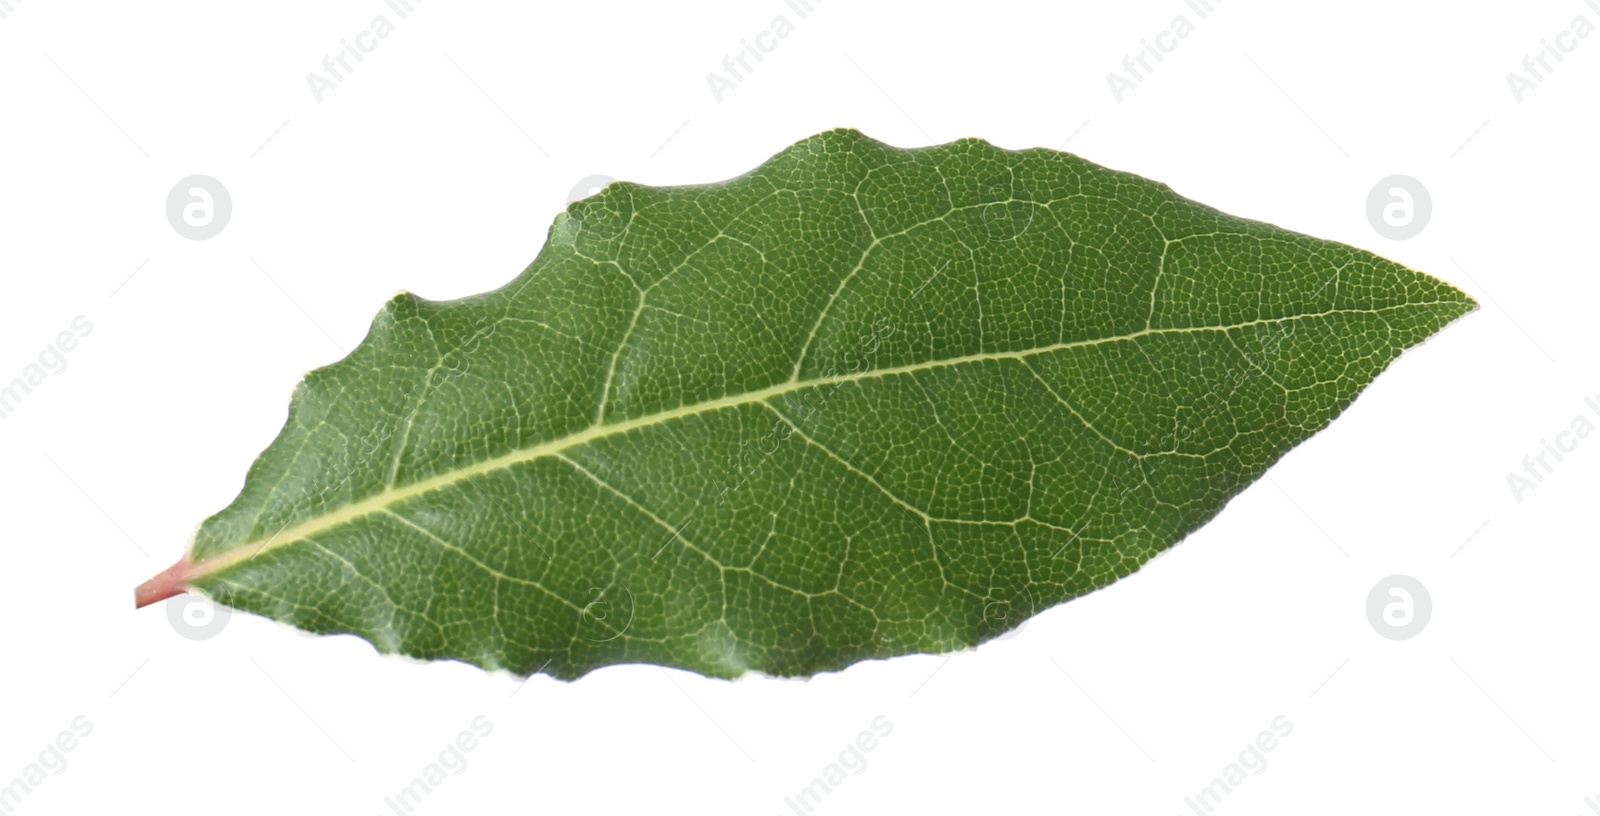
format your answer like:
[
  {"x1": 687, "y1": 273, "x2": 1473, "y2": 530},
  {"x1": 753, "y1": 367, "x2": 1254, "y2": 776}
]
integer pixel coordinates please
[{"x1": 134, "y1": 557, "x2": 194, "y2": 609}]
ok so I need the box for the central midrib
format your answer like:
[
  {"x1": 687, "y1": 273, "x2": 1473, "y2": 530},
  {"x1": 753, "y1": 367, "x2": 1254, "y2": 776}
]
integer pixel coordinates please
[{"x1": 187, "y1": 302, "x2": 1453, "y2": 580}]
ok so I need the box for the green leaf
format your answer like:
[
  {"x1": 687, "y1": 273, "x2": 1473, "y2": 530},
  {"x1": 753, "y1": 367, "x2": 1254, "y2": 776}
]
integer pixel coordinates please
[{"x1": 136, "y1": 129, "x2": 1474, "y2": 680}]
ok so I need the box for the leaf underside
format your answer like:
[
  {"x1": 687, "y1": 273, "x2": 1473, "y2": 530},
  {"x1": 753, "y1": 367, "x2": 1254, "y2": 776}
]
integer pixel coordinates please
[{"x1": 173, "y1": 129, "x2": 1474, "y2": 680}]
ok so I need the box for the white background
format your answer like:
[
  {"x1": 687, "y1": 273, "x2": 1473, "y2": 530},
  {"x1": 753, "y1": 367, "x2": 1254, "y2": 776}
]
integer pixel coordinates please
[{"x1": 1, "y1": 1, "x2": 1595, "y2": 813}]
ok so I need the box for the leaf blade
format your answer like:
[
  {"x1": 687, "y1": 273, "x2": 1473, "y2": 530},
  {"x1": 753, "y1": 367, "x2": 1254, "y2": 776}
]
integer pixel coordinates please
[{"x1": 150, "y1": 129, "x2": 1475, "y2": 679}]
